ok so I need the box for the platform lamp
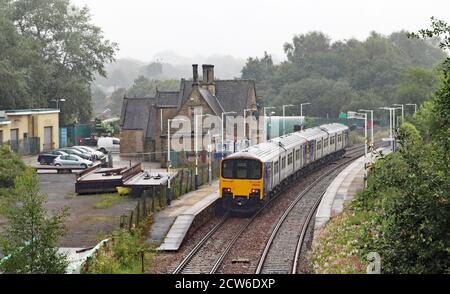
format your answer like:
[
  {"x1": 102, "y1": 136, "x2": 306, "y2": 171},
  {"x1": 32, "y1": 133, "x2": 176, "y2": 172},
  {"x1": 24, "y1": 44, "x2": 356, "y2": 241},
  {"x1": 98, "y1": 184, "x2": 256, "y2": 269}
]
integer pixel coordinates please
[{"x1": 348, "y1": 111, "x2": 368, "y2": 187}]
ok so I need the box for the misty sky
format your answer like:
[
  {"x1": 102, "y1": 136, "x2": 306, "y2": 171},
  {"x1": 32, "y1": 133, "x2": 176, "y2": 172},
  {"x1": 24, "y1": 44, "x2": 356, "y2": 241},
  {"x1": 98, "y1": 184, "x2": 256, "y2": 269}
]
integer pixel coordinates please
[{"x1": 72, "y1": 0, "x2": 450, "y2": 62}]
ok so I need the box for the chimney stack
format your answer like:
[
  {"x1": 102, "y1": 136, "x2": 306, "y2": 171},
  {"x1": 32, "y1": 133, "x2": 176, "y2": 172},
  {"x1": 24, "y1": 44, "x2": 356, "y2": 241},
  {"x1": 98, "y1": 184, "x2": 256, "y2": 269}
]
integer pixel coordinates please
[
  {"x1": 202, "y1": 65, "x2": 215, "y2": 84},
  {"x1": 192, "y1": 64, "x2": 199, "y2": 86}
]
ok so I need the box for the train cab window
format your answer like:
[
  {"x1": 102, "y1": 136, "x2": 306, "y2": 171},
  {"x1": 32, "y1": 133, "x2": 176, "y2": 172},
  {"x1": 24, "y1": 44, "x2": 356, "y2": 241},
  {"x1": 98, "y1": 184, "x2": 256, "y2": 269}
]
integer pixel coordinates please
[
  {"x1": 288, "y1": 153, "x2": 293, "y2": 165},
  {"x1": 221, "y1": 159, "x2": 262, "y2": 179}
]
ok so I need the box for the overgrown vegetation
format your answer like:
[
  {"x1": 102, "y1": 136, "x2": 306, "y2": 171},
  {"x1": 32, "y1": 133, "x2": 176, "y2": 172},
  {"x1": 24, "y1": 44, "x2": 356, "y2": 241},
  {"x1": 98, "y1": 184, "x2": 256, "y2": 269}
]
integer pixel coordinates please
[
  {"x1": 311, "y1": 19, "x2": 450, "y2": 274},
  {"x1": 84, "y1": 228, "x2": 154, "y2": 274},
  {"x1": 0, "y1": 168, "x2": 69, "y2": 273}
]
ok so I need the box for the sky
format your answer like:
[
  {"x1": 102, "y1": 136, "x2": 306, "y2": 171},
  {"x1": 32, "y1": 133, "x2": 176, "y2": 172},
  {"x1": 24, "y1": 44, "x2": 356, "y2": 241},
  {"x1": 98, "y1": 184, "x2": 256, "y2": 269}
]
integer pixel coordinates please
[{"x1": 72, "y1": 0, "x2": 450, "y2": 62}]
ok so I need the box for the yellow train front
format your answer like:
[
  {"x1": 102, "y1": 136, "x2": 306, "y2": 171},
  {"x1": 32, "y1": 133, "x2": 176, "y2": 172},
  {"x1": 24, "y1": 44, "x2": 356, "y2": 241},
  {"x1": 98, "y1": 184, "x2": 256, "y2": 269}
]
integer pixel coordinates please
[{"x1": 218, "y1": 155, "x2": 266, "y2": 214}]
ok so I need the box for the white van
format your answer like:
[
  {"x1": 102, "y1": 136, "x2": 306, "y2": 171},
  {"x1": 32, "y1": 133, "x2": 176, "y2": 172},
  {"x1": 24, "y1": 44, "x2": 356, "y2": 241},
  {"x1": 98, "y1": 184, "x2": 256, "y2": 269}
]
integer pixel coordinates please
[{"x1": 97, "y1": 137, "x2": 120, "y2": 154}]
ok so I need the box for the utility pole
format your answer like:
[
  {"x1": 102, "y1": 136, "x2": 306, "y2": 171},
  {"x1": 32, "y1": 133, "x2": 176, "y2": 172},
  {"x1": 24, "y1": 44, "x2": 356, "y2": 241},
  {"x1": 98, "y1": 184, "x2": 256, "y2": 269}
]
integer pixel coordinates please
[{"x1": 300, "y1": 102, "x2": 311, "y2": 118}]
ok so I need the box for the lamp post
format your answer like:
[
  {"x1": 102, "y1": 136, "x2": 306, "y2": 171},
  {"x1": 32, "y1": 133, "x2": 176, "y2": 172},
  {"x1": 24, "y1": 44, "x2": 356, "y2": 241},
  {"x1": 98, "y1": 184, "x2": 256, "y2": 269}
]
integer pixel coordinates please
[
  {"x1": 51, "y1": 98, "x2": 66, "y2": 109},
  {"x1": 358, "y1": 109, "x2": 374, "y2": 146},
  {"x1": 221, "y1": 111, "x2": 236, "y2": 159},
  {"x1": 282, "y1": 104, "x2": 295, "y2": 135},
  {"x1": 207, "y1": 130, "x2": 220, "y2": 186},
  {"x1": 300, "y1": 102, "x2": 311, "y2": 118},
  {"x1": 348, "y1": 111, "x2": 368, "y2": 187},
  {"x1": 167, "y1": 118, "x2": 187, "y2": 204},
  {"x1": 379, "y1": 107, "x2": 397, "y2": 152},
  {"x1": 195, "y1": 113, "x2": 214, "y2": 190},
  {"x1": 393, "y1": 104, "x2": 404, "y2": 124},
  {"x1": 263, "y1": 107, "x2": 276, "y2": 141},
  {"x1": 406, "y1": 103, "x2": 418, "y2": 114}
]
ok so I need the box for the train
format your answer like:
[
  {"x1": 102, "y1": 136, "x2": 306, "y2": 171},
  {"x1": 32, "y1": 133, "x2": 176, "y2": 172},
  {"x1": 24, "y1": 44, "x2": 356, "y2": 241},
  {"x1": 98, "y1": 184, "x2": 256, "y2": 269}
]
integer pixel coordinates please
[{"x1": 218, "y1": 123, "x2": 350, "y2": 213}]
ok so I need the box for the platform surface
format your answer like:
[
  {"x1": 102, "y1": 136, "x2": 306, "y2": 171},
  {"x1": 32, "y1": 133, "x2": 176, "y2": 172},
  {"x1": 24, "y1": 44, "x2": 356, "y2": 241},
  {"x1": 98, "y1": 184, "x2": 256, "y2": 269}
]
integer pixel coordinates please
[
  {"x1": 147, "y1": 180, "x2": 219, "y2": 251},
  {"x1": 314, "y1": 147, "x2": 392, "y2": 234}
]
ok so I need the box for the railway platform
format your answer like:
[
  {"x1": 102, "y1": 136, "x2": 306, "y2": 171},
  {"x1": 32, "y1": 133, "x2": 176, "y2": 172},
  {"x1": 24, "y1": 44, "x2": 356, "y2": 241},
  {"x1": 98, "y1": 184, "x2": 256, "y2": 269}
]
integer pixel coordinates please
[
  {"x1": 314, "y1": 147, "x2": 391, "y2": 235},
  {"x1": 147, "y1": 180, "x2": 219, "y2": 251}
]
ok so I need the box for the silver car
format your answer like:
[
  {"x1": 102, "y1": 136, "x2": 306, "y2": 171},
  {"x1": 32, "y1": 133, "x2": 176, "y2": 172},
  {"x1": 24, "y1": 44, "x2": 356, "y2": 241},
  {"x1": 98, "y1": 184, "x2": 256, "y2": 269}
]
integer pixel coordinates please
[
  {"x1": 73, "y1": 146, "x2": 105, "y2": 160},
  {"x1": 54, "y1": 154, "x2": 93, "y2": 169}
]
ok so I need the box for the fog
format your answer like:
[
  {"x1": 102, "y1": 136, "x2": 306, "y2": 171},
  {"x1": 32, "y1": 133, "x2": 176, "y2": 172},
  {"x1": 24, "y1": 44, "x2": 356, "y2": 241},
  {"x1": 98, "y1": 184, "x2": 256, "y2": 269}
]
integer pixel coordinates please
[{"x1": 72, "y1": 0, "x2": 450, "y2": 61}]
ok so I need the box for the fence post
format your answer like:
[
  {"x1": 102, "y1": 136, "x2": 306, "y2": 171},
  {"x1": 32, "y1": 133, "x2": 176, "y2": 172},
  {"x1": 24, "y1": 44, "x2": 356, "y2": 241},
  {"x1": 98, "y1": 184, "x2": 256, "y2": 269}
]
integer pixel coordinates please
[{"x1": 128, "y1": 210, "x2": 134, "y2": 231}]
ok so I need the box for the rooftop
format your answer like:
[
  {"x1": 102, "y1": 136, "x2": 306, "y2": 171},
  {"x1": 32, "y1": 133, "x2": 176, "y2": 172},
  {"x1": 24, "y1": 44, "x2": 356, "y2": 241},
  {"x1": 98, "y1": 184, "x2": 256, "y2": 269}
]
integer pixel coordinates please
[{"x1": 5, "y1": 108, "x2": 61, "y2": 115}]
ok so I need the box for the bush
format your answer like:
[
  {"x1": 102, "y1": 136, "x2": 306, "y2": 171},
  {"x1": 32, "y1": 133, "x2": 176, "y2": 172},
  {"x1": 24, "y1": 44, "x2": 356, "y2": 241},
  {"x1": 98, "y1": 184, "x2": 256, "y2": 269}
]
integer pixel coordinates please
[{"x1": 0, "y1": 147, "x2": 26, "y2": 189}]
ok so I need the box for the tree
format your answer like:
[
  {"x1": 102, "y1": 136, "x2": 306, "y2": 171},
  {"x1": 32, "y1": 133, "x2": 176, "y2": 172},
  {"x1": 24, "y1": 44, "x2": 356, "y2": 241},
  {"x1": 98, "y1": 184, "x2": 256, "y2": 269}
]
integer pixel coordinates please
[
  {"x1": 0, "y1": 0, "x2": 118, "y2": 124},
  {"x1": 0, "y1": 168, "x2": 69, "y2": 273}
]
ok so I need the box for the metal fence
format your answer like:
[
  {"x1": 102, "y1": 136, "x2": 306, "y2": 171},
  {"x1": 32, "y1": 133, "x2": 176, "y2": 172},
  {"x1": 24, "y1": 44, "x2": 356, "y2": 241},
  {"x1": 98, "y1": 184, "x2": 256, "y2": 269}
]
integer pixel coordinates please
[{"x1": 1, "y1": 137, "x2": 40, "y2": 155}]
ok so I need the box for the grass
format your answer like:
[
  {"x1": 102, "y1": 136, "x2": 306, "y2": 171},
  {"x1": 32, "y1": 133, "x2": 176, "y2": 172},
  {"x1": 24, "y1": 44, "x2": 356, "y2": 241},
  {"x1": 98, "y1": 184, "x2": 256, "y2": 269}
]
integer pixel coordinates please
[{"x1": 93, "y1": 193, "x2": 123, "y2": 209}]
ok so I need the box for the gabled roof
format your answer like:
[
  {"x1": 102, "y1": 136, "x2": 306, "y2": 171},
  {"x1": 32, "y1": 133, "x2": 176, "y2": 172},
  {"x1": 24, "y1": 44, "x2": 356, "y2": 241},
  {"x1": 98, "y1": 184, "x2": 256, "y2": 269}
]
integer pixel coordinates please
[
  {"x1": 178, "y1": 79, "x2": 256, "y2": 115},
  {"x1": 120, "y1": 97, "x2": 154, "y2": 130},
  {"x1": 198, "y1": 88, "x2": 224, "y2": 115}
]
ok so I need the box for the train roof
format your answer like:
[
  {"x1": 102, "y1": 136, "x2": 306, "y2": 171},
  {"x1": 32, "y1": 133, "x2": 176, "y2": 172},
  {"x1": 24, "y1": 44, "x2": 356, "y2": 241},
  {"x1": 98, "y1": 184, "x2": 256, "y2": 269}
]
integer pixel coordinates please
[
  {"x1": 320, "y1": 123, "x2": 349, "y2": 133},
  {"x1": 271, "y1": 133, "x2": 307, "y2": 149},
  {"x1": 226, "y1": 141, "x2": 283, "y2": 161},
  {"x1": 293, "y1": 127, "x2": 327, "y2": 141}
]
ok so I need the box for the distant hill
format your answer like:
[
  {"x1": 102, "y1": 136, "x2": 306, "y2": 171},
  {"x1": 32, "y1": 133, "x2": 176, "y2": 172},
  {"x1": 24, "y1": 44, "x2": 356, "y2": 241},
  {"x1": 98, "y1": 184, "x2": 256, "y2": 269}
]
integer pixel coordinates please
[{"x1": 94, "y1": 51, "x2": 246, "y2": 94}]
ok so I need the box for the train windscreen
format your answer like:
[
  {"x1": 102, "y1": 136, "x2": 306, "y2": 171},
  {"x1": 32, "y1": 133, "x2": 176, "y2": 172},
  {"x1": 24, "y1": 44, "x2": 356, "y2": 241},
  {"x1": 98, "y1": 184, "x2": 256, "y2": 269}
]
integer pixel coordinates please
[{"x1": 221, "y1": 159, "x2": 262, "y2": 180}]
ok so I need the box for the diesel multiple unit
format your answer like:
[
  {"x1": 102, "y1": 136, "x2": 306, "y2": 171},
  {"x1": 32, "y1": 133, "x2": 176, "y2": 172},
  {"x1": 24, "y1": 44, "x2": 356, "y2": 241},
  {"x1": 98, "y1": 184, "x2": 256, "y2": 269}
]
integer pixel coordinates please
[{"x1": 219, "y1": 123, "x2": 349, "y2": 212}]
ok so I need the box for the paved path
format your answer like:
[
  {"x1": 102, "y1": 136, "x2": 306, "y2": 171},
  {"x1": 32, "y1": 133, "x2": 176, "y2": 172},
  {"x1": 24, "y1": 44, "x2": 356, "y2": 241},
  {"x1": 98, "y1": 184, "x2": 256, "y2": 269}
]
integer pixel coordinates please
[
  {"x1": 315, "y1": 147, "x2": 391, "y2": 234},
  {"x1": 147, "y1": 180, "x2": 219, "y2": 248}
]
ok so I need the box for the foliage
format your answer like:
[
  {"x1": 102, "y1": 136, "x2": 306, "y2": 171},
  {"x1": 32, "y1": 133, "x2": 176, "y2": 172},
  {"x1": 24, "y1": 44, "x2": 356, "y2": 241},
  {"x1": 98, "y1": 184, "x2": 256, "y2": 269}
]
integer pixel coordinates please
[
  {"x1": 0, "y1": 0, "x2": 117, "y2": 124},
  {"x1": 0, "y1": 147, "x2": 26, "y2": 189},
  {"x1": 0, "y1": 168, "x2": 69, "y2": 273},
  {"x1": 85, "y1": 228, "x2": 151, "y2": 274},
  {"x1": 242, "y1": 30, "x2": 445, "y2": 118},
  {"x1": 126, "y1": 76, "x2": 179, "y2": 98}
]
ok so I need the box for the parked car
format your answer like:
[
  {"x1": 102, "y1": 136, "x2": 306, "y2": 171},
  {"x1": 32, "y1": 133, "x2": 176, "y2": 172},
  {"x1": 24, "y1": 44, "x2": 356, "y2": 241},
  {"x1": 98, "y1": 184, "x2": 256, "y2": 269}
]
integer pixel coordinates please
[
  {"x1": 37, "y1": 150, "x2": 69, "y2": 165},
  {"x1": 54, "y1": 154, "x2": 93, "y2": 169},
  {"x1": 70, "y1": 146, "x2": 98, "y2": 160},
  {"x1": 73, "y1": 146, "x2": 105, "y2": 160},
  {"x1": 97, "y1": 137, "x2": 120, "y2": 154},
  {"x1": 38, "y1": 154, "x2": 58, "y2": 165},
  {"x1": 58, "y1": 148, "x2": 92, "y2": 161}
]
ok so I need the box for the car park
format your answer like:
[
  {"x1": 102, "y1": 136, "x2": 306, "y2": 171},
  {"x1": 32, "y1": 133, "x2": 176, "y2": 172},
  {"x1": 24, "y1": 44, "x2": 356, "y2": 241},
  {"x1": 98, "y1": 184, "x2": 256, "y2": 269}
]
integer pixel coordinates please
[
  {"x1": 54, "y1": 154, "x2": 93, "y2": 169},
  {"x1": 97, "y1": 137, "x2": 120, "y2": 154}
]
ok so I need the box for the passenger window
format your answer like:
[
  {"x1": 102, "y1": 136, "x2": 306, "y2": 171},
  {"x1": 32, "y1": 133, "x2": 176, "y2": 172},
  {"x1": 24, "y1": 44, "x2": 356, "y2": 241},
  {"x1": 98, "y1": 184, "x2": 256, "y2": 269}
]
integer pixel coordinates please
[{"x1": 113, "y1": 139, "x2": 120, "y2": 145}]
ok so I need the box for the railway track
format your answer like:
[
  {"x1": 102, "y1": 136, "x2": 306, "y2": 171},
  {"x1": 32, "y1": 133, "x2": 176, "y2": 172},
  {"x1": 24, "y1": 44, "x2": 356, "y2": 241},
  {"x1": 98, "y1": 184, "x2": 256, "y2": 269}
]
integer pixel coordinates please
[
  {"x1": 255, "y1": 144, "x2": 381, "y2": 274},
  {"x1": 172, "y1": 144, "x2": 377, "y2": 274}
]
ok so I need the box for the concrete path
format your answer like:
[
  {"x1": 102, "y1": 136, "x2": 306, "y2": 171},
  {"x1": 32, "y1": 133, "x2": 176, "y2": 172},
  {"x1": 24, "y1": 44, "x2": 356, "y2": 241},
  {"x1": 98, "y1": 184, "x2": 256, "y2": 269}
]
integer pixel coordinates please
[
  {"x1": 315, "y1": 147, "x2": 391, "y2": 234},
  {"x1": 147, "y1": 180, "x2": 219, "y2": 249}
]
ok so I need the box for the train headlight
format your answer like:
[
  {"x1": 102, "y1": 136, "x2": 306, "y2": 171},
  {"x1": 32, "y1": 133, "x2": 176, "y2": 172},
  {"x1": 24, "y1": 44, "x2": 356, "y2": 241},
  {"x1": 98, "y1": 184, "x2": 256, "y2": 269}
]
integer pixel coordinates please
[
  {"x1": 251, "y1": 189, "x2": 260, "y2": 195},
  {"x1": 223, "y1": 188, "x2": 231, "y2": 193}
]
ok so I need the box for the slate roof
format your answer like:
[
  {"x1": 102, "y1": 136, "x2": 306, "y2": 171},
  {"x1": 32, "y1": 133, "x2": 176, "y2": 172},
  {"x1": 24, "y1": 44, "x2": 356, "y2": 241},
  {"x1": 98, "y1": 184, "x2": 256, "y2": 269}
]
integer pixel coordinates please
[
  {"x1": 178, "y1": 79, "x2": 256, "y2": 114},
  {"x1": 156, "y1": 91, "x2": 179, "y2": 107},
  {"x1": 120, "y1": 97, "x2": 154, "y2": 130}
]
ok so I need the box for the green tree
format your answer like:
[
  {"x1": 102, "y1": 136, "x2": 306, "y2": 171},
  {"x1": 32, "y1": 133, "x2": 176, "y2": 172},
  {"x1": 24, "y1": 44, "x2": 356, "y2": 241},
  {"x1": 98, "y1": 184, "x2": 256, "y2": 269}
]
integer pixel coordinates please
[
  {"x1": 0, "y1": 168, "x2": 69, "y2": 273},
  {"x1": 0, "y1": 0, "x2": 118, "y2": 124}
]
